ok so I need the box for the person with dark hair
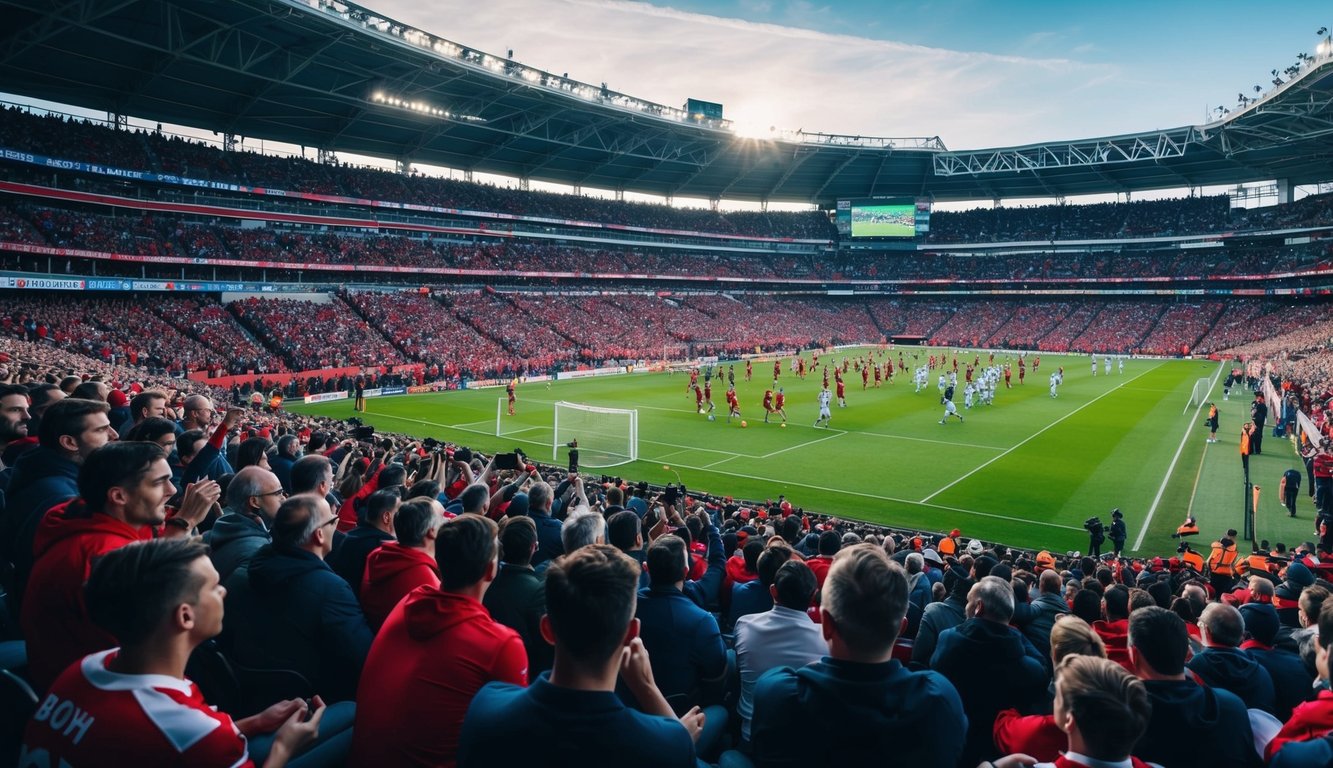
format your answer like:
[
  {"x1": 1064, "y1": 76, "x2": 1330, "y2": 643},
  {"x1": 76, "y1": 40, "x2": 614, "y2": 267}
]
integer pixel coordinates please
[
  {"x1": 913, "y1": 567, "x2": 972, "y2": 666},
  {"x1": 1128, "y1": 606, "x2": 1257, "y2": 768},
  {"x1": 931, "y1": 575, "x2": 1048, "y2": 767},
  {"x1": 269, "y1": 434, "x2": 301, "y2": 493},
  {"x1": 743, "y1": 545, "x2": 966, "y2": 767},
  {"x1": 224, "y1": 494, "x2": 374, "y2": 703},
  {"x1": 326, "y1": 488, "x2": 399, "y2": 593},
  {"x1": 729, "y1": 545, "x2": 793, "y2": 627},
  {"x1": 25, "y1": 382, "x2": 64, "y2": 436},
  {"x1": 123, "y1": 416, "x2": 178, "y2": 450},
  {"x1": 291, "y1": 452, "x2": 338, "y2": 509},
  {"x1": 360, "y1": 497, "x2": 442, "y2": 631},
  {"x1": 0, "y1": 381, "x2": 31, "y2": 468},
  {"x1": 1239, "y1": 601, "x2": 1313, "y2": 722},
  {"x1": 2, "y1": 397, "x2": 115, "y2": 614},
  {"x1": 722, "y1": 535, "x2": 763, "y2": 616},
  {"x1": 118, "y1": 389, "x2": 168, "y2": 437},
  {"x1": 351, "y1": 514, "x2": 526, "y2": 767},
  {"x1": 733, "y1": 559, "x2": 824, "y2": 746},
  {"x1": 21, "y1": 537, "x2": 337, "y2": 767},
  {"x1": 205, "y1": 465, "x2": 286, "y2": 582},
  {"x1": 21, "y1": 441, "x2": 220, "y2": 693},
  {"x1": 1187, "y1": 602, "x2": 1277, "y2": 714},
  {"x1": 459, "y1": 545, "x2": 700, "y2": 767},
  {"x1": 1071, "y1": 588, "x2": 1103, "y2": 625},
  {"x1": 70, "y1": 380, "x2": 109, "y2": 402},
  {"x1": 607, "y1": 508, "x2": 649, "y2": 589},
  {"x1": 484, "y1": 514, "x2": 551, "y2": 676},
  {"x1": 237, "y1": 436, "x2": 273, "y2": 471},
  {"x1": 1094, "y1": 583, "x2": 1133, "y2": 671},
  {"x1": 633, "y1": 533, "x2": 729, "y2": 758}
]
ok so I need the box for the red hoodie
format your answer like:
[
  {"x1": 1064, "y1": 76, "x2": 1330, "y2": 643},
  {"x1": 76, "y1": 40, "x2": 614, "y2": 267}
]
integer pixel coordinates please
[
  {"x1": 359, "y1": 542, "x2": 441, "y2": 631},
  {"x1": 1092, "y1": 618, "x2": 1133, "y2": 672},
  {"x1": 1267, "y1": 689, "x2": 1333, "y2": 760},
  {"x1": 349, "y1": 586, "x2": 527, "y2": 768},
  {"x1": 993, "y1": 709, "x2": 1064, "y2": 763},
  {"x1": 20, "y1": 499, "x2": 155, "y2": 693}
]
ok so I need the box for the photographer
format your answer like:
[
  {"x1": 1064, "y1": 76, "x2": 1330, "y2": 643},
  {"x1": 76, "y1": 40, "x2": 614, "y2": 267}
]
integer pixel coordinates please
[
  {"x1": 1109, "y1": 509, "x2": 1127, "y2": 556},
  {"x1": 1084, "y1": 516, "x2": 1105, "y2": 558}
]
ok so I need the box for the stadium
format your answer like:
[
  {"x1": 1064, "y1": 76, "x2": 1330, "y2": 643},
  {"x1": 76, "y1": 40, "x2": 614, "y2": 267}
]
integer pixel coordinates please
[{"x1": 2, "y1": 0, "x2": 1333, "y2": 766}]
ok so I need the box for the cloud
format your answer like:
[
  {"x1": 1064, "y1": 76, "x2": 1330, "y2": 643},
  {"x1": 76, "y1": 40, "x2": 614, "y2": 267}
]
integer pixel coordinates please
[{"x1": 371, "y1": 0, "x2": 1185, "y2": 148}]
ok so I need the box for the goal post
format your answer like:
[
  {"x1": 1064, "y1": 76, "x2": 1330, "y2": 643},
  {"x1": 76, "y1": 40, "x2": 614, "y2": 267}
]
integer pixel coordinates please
[
  {"x1": 552, "y1": 401, "x2": 638, "y2": 468},
  {"x1": 1185, "y1": 377, "x2": 1211, "y2": 412}
]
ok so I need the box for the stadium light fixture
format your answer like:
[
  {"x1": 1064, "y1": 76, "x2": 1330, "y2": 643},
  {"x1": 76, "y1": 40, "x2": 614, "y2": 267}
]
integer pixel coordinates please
[{"x1": 369, "y1": 91, "x2": 486, "y2": 123}]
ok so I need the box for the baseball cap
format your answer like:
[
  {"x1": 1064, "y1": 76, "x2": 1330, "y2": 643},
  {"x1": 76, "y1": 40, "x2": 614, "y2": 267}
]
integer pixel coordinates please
[{"x1": 923, "y1": 548, "x2": 944, "y2": 566}]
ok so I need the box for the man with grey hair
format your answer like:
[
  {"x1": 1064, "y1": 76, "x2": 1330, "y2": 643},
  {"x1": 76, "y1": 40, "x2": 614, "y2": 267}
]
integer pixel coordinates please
[
  {"x1": 1012, "y1": 568, "x2": 1070, "y2": 658},
  {"x1": 931, "y1": 574, "x2": 1048, "y2": 767},
  {"x1": 527, "y1": 480, "x2": 563, "y2": 567},
  {"x1": 559, "y1": 509, "x2": 606, "y2": 555},
  {"x1": 223, "y1": 494, "x2": 374, "y2": 702},
  {"x1": 205, "y1": 465, "x2": 286, "y2": 582},
  {"x1": 1187, "y1": 602, "x2": 1277, "y2": 713},
  {"x1": 904, "y1": 551, "x2": 931, "y2": 612}
]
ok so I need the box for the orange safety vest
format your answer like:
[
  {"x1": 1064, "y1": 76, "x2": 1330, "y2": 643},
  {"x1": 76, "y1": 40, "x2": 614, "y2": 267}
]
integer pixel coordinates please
[
  {"x1": 1240, "y1": 427, "x2": 1252, "y2": 456},
  {"x1": 1182, "y1": 549, "x2": 1204, "y2": 572},
  {"x1": 1242, "y1": 553, "x2": 1271, "y2": 576},
  {"x1": 1176, "y1": 521, "x2": 1200, "y2": 537},
  {"x1": 1209, "y1": 542, "x2": 1239, "y2": 576}
]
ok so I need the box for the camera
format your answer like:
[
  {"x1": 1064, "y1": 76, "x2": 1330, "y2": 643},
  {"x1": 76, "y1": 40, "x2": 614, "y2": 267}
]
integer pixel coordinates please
[
  {"x1": 1083, "y1": 517, "x2": 1102, "y2": 531},
  {"x1": 454, "y1": 447, "x2": 473, "y2": 464},
  {"x1": 352, "y1": 425, "x2": 375, "y2": 440},
  {"x1": 566, "y1": 439, "x2": 578, "y2": 449}
]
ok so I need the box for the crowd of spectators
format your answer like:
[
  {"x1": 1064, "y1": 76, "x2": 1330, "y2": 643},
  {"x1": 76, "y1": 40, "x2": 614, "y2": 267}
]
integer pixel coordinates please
[
  {"x1": 229, "y1": 296, "x2": 406, "y2": 371},
  {"x1": 5, "y1": 336, "x2": 1333, "y2": 767}
]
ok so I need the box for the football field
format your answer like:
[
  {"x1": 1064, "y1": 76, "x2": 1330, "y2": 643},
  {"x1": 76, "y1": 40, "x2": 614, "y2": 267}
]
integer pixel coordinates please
[{"x1": 290, "y1": 349, "x2": 1315, "y2": 557}]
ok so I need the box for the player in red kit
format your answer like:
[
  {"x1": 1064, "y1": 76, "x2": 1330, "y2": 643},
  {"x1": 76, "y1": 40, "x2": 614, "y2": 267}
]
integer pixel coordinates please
[
  {"x1": 745, "y1": 360, "x2": 752, "y2": 381},
  {"x1": 773, "y1": 388, "x2": 788, "y2": 423},
  {"x1": 836, "y1": 374, "x2": 846, "y2": 407},
  {"x1": 726, "y1": 385, "x2": 741, "y2": 422},
  {"x1": 1018, "y1": 362, "x2": 1026, "y2": 385},
  {"x1": 861, "y1": 365, "x2": 869, "y2": 390},
  {"x1": 773, "y1": 360, "x2": 781, "y2": 381},
  {"x1": 687, "y1": 366, "x2": 698, "y2": 393},
  {"x1": 506, "y1": 378, "x2": 517, "y2": 415},
  {"x1": 874, "y1": 364, "x2": 882, "y2": 388},
  {"x1": 762, "y1": 388, "x2": 775, "y2": 422},
  {"x1": 703, "y1": 380, "x2": 715, "y2": 416},
  {"x1": 694, "y1": 384, "x2": 705, "y2": 413},
  {"x1": 1004, "y1": 364, "x2": 1012, "y2": 388}
]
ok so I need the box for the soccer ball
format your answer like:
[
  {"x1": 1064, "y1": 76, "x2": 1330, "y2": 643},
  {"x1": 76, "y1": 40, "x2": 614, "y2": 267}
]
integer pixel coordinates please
[
  {"x1": 708, "y1": 413, "x2": 715, "y2": 421},
  {"x1": 780, "y1": 423, "x2": 786, "y2": 428},
  {"x1": 740, "y1": 420, "x2": 748, "y2": 428}
]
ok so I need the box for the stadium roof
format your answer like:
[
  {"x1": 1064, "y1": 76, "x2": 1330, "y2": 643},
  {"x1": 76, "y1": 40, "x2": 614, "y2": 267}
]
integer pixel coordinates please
[{"x1": 3, "y1": 0, "x2": 1333, "y2": 204}]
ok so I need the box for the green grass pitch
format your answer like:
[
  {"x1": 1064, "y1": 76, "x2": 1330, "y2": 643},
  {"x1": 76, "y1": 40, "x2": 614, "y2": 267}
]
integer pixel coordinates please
[{"x1": 290, "y1": 349, "x2": 1315, "y2": 558}]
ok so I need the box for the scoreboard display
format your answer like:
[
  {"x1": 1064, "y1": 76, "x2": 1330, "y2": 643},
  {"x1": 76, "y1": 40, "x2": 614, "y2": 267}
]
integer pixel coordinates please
[{"x1": 836, "y1": 197, "x2": 931, "y2": 239}]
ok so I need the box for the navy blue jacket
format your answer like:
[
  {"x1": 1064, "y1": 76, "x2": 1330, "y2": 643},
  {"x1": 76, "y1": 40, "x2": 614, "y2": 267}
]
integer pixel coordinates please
[
  {"x1": 1136, "y1": 679, "x2": 1258, "y2": 768},
  {"x1": 204, "y1": 512, "x2": 270, "y2": 583},
  {"x1": 751, "y1": 658, "x2": 967, "y2": 768},
  {"x1": 529, "y1": 509, "x2": 564, "y2": 568},
  {"x1": 325, "y1": 524, "x2": 394, "y2": 594},
  {"x1": 2, "y1": 446, "x2": 80, "y2": 611},
  {"x1": 1186, "y1": 646, "x2": 1277, "y2": 714},
  {"x1": 1244, "y1": 644, "x2": 1313, "y2": 721},
  {"x1": 931, "y1": 618, "x2": 1049, "y2": 767},
  {"x1": 627, "y1": 586, "x2": 727, "y2": 711},
  {"x1": 270, "y1": 453, "x2": 296, "y2": 494},
  {"x1": 222, "y1": 544, "x2": 373, "y2": 702}
]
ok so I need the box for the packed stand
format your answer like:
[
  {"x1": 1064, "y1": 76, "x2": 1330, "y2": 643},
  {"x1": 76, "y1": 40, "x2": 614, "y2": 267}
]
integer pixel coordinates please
[
  {"x1": 229, "y1": 296, "x2": 405, "y2": 371},
  {"x1": 3, "y1": 334, "x2": 1333, "y2": 768}
]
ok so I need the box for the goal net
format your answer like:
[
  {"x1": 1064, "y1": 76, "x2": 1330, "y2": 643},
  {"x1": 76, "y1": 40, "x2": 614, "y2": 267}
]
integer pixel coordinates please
[
  {"x1": 553, "y1": 401, "x2": 638, "y2": 468},
  {"x1": 1185, "y1": 377, "x2": 1211, "y2": 411}
]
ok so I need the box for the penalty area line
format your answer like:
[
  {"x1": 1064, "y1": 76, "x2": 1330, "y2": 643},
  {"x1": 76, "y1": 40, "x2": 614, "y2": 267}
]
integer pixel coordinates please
[{"x1": 1132, "y1": 359, "x2": 1227, "y2": 551}]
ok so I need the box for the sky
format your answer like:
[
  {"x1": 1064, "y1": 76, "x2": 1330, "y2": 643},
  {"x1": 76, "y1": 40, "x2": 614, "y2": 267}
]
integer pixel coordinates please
[
  {"x1": 5, "y1": 0, "x2": 1331, "y2": 207},
  {"x1": 373, "y1": 0, "x2": 1332, "y2": 149}
]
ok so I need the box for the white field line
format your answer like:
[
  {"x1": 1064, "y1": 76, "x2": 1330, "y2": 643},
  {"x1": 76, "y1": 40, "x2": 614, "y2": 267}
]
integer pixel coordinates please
[
  {"x1": 1132, "y1": 360, "x2": 1227, "y2": 551},
  {"x1": 920, "y1": 363, "x2": 1163, "y2": 504},
  {"x1": 758, "y1": 430, "x2": 847, "y2": 459}
]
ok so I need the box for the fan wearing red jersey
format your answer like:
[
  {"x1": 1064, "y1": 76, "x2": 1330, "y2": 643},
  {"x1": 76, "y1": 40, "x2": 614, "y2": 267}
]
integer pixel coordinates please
[
  {"x1": 22, "y1": 537, "x2": 335, "y2": 768},
  {"x1": 762, "y1": 389, "x2": 775, "y2": 423},
  {"x1": 726, "y1": 385, "x2": 742, "y2": 423}
]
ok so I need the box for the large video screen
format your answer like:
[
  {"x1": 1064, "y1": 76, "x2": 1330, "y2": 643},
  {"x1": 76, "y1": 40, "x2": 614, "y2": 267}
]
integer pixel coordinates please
[
  {"x1": 850, "y1": 203, "x2": 916, "y2": 238},
  {"x1": 837, "y1": 197, "x2": 931, "y2": 240}
]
